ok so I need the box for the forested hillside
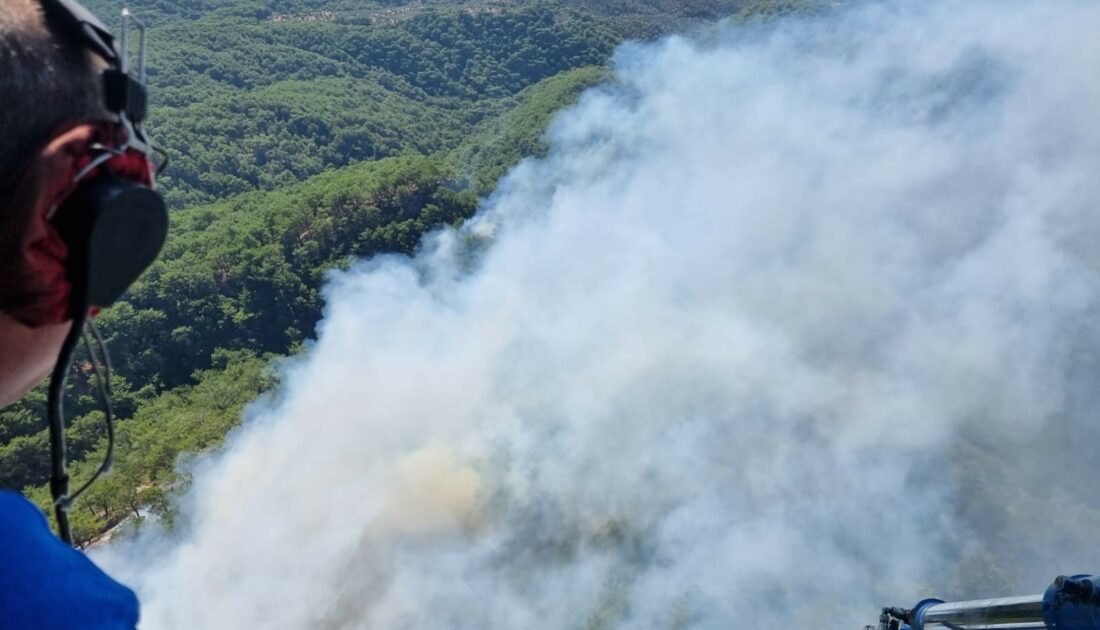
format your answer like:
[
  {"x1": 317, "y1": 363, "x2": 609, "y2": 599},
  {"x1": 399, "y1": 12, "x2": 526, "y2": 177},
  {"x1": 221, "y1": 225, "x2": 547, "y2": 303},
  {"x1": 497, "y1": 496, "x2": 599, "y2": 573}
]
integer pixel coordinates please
[
  {"x1": 147, "y1": 5, "x2": 616, "y2": 207},
  {"x1": 0, "y1": 0, "x2": 821, "y2": 544}
]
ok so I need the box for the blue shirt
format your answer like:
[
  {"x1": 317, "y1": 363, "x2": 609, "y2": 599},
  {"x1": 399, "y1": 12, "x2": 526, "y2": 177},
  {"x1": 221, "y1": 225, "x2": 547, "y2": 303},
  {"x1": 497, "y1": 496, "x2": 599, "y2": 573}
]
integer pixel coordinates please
[{"x1": 0, "y1": 491, "x2": 139, "y2": 629}]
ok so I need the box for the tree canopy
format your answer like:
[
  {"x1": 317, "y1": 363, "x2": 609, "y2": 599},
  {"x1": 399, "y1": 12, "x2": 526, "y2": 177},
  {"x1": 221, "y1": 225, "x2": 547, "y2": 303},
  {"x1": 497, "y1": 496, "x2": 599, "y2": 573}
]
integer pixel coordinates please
[{"x1": 4, "y1": 0, "x2": 820, "y2": 546}]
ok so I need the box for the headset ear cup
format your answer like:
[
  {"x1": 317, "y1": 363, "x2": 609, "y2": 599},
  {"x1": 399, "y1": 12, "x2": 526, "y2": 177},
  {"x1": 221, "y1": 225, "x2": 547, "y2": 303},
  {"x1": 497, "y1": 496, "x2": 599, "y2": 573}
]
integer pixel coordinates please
[{"x1": 84, "y1": 181, "x2": 168, "y2": 307}]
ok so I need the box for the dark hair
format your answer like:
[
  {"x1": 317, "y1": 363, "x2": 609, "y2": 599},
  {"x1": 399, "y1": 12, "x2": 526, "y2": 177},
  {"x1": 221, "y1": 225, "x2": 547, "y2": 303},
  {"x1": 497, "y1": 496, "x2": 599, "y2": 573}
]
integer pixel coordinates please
[
  {"x1": 0, "y1": 0, "x2": 102, "y2": 198},
  {"x1": 0, "y1": 0, "x2": 103, "y2": 297}
]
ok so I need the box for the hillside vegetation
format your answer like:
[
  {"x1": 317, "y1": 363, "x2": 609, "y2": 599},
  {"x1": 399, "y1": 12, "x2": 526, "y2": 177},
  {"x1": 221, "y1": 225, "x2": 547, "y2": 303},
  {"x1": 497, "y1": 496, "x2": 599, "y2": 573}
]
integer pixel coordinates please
[
  {"x1": 138, "y1": 5, "x2": 616, "y2": 207},
  {"x1": 1, "y1": 0, "x2": 826, "y2": 544}
]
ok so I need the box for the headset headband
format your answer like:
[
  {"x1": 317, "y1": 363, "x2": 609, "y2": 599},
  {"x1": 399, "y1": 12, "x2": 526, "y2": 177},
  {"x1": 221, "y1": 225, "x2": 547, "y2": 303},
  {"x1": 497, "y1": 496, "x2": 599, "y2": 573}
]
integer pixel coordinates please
[
  {"x1": 38, "y1": 0, "x2": 117, "y2": 63},
  {"x1": 38, "y1": 0, "x2": 150, "y2": 127}
]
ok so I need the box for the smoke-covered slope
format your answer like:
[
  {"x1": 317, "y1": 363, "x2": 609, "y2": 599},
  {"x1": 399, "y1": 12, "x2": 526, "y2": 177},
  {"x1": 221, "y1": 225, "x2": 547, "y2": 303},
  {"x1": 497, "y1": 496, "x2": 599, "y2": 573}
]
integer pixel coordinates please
[
  {"x1": 96, "y1": 1, "x2": 1100, "y2": 628},
  {"x1": 2, "y1": 65, "x2": 608, "y2": 541}
]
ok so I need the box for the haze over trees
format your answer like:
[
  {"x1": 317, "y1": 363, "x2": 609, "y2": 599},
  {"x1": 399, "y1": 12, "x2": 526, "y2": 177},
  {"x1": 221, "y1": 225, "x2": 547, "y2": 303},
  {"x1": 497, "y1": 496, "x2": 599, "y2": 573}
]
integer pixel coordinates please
[{"x1": 2, "y1": 0, "x2": 815, "y2": 546}]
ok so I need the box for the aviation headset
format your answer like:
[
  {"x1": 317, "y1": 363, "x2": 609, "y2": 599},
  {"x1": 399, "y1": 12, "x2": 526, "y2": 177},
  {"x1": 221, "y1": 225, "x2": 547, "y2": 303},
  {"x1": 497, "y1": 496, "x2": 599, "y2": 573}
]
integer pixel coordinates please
[
  {"x1": 32, "y1": 0, "x2": 169, "y2": 544},
  {"x1": 39, "y1": 0, "x2": 168, "y2": 309}
]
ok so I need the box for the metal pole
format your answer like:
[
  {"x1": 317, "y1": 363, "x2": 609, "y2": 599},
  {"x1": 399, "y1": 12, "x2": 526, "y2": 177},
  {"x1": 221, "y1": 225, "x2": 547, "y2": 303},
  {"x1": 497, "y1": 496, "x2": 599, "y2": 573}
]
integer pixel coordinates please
[
  {"x1": 920, "y1": 595, "x2": 1045, "y2": 629},
  {"x1": 119, "y1": 7, "x2": 130, "y2": 75},
  {"x1": 138, "y1": 21, "x2": 147, "y2": 85}
]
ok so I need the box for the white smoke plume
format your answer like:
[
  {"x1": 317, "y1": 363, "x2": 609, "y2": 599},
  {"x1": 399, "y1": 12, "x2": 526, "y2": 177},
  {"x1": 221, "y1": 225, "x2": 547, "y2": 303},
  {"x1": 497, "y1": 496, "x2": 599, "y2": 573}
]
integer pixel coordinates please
[{"x1": 101, "y1": 1, "x2": 1100, "y2": 627}]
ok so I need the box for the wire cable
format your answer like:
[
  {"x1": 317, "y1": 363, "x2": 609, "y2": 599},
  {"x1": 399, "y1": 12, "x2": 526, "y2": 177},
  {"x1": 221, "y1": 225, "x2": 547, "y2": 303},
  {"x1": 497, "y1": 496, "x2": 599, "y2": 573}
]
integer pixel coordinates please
[
  {"x1": 65, "y1": 320, "x2": 116, "y2": 504},
  {"x1": 47, "y1": 311, "x2": 119, "y2": 546},
  {"x1": 152, "y1": 145, "x2": 171, "y2": 177},
  {"x1": 47, "y1": 308, "x2": 88, "y2": 545}
]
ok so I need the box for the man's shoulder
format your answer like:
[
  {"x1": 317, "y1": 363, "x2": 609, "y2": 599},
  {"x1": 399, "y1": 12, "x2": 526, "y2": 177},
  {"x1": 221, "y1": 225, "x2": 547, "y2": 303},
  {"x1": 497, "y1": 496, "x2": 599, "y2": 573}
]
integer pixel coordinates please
[{"x1": 0, "y1": 490, "x2": 140, "y2": 629}]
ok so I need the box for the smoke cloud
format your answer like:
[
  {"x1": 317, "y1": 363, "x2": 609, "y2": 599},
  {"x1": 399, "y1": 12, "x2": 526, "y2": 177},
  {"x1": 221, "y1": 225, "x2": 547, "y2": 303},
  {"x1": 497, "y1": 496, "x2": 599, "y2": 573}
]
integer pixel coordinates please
[{"x1": 101, "y1": 1, "x2": 1100, "y2": 627}]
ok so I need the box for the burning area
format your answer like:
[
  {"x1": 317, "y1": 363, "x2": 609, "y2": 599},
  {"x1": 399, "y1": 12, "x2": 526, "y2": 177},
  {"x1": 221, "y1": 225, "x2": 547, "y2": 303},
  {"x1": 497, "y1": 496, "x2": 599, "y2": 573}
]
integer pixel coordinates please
[{"x1": 100, "y1": 1, "x2": 1100, "y2": 628}]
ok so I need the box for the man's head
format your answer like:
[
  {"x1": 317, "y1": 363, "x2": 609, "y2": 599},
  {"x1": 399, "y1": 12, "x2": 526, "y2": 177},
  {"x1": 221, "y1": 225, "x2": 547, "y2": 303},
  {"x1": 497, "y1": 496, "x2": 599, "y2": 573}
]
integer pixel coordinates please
[
  {"x1": 0, "y1": 0, "x2": 103, "y2": 189},
  {"x1": 0, "y1": 0, "x2": 167, "y2": 408},
  {"x1": 0, "y1": 0, "x2": 106, "y2": 406}
]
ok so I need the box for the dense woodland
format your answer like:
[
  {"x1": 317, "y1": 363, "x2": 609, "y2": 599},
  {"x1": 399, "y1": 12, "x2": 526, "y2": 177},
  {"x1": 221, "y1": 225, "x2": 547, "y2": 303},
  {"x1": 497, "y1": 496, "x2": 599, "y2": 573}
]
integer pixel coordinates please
[
  {"x1": 2, "y1": 0, "x2": 804, "y2": 546},
  {"x1": 2, "y1": 0, "x2": 1086, "y2": 605}
]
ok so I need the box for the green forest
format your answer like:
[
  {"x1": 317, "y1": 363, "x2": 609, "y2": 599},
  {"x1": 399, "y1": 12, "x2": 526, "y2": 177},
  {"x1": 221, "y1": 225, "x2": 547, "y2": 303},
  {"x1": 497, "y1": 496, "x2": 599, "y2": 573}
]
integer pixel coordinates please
[{"x1": 0, "y1": 0, "x2": 826, "y2": 546}]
